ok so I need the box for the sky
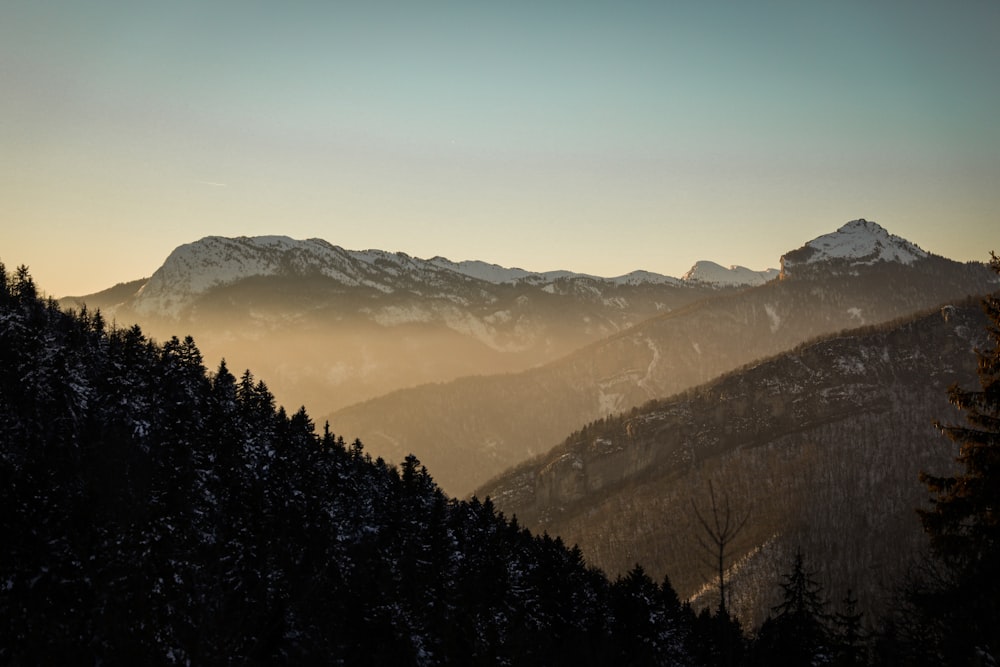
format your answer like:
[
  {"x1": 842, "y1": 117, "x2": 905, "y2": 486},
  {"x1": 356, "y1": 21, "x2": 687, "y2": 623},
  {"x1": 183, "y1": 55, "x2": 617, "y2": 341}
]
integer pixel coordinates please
[{"x1": 2, "y1": 1, "x2": 998, "y2": 298}]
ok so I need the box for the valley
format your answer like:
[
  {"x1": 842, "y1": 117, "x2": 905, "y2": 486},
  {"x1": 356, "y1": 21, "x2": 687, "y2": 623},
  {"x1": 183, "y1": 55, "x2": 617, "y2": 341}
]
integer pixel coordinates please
[{"x1": 58, "y1": 218, "x2": 1000, "y2": 630}]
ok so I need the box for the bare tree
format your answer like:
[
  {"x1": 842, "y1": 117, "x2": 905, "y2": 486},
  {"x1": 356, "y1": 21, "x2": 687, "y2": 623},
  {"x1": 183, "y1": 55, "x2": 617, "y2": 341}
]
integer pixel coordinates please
[{"x1": 692, "y1": 480, "x2": 750, "y2": 616}]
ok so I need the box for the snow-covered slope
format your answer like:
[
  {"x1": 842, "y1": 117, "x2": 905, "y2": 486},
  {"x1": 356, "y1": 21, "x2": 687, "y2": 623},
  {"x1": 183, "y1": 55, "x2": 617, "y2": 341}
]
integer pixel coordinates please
[
  {"x1": 682, "y1": 261, "x2": 779, "y2": 287},
  {"x1": 780, "y1": 219, "x2": 928, "y2": 277},
  {"x1": 425, "y1": 256, "x2": 597, "y2": 285},
  {"x1": 609, "y1": 270, "x2": 684, "y2": 287},
  {"x1": 133, "y1": 236, "x2": 399, "y2": 315},
  {"x1": 425, "y1": 260, "x2": 686, "y2": 287},
  {"x1": 130, "y1": 236, "x2": 705, "y2": 316},
  {"x1": 123, "y1": 218, "x2": 929, "y2": 318}
]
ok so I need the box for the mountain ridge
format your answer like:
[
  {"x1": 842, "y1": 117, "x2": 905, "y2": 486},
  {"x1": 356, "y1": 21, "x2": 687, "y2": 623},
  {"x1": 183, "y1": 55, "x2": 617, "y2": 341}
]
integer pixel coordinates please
[
  {"x1": 77, "y1": 235, "x2": 779, "y2": 316},
  {"x1": 476, "y1": 298, "x2": 991, "y2": 628},
  {"x1": 59, "y1": 219, "x2": 999, "y2": 496},
  {"x1": 63, "y1": 238, "x2": 738, "y2": 419},
  {"x1": 68, "y1": 218, "x2": 928, "y2": 315},
  {"x1": 328, "y1": 241, "x2": 998, "y2": 495}
]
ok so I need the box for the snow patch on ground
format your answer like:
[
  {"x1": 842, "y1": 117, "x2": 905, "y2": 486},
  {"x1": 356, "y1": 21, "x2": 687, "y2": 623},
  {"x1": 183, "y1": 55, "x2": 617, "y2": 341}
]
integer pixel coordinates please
[
  {"x1": 596, "y1": 389, "x2": 624, "y2": 416},
  {"x1": 372, "y1": 305, "x2": 434, "y2": 326},
  {"x1": 764, "y1": 304, "x2": 781, "y2": 333},
  {"x1": 636, "y1": 337, "x2": 662, "y2": 395},
  {"x1": 835, "y1": 355, "x2": 867, "y2": 375},
  {"x1": 484, "y1": 310, "x2": 512, "y2": 324},
  {"x1": 687, "y1": 533, "x2": 780, "y2": 605}
]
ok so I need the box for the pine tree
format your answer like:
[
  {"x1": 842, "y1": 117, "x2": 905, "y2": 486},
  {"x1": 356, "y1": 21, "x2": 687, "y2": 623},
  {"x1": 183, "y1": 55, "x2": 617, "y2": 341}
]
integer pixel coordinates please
[
  {"x1": 753, "y1": 549, "x2": 829, "y2": 666},
  {"x1": 830, "y1": 588, "x2": 866, "y2": 666},
  {"x1": 0, "y1": 264, "x2": 700, "y2": 665},
  {"x1": 916, "y1": 251, "x2": 1000, "y2": 662},
  {"x1": 688, "y1": 606, "x2": 745, "y2": 667}
]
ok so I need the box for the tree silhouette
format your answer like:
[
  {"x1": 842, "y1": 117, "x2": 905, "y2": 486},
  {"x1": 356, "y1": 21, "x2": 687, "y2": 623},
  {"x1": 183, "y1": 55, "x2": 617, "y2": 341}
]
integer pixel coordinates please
[
  {"x1": 917, "y1": 251, "x2": 1000, "y2": 662},
  {"x1": 691, "y1": 479, "x2": 749, "y2": 617},
  {"x1": 0, "y1": 263, "x2": 699, "y2": 664},
  {"x1": 753, "y1": 549, "x2": 828, "y2": 667},
  {"x1": 831, "y1": 588, "x2": 866, "y2": 666},
  {"x1": 690, "y1": 480, "x2": 749, "y2": 667}
]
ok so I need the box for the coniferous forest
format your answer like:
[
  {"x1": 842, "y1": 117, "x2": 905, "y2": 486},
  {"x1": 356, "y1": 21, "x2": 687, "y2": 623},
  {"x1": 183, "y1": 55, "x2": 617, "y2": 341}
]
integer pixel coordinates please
[
  {"x1": 2, "y1": 257, "x2": 998, "y2": 665},
  {"x1": 0, "y1": 262, "x2": 691, "y2": 664}
]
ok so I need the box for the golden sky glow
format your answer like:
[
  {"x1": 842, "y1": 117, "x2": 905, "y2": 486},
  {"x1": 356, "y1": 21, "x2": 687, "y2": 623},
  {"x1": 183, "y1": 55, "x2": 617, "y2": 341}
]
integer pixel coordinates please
[{"x1": 2, "y1": 1, "x2": 998, "y2": 297}]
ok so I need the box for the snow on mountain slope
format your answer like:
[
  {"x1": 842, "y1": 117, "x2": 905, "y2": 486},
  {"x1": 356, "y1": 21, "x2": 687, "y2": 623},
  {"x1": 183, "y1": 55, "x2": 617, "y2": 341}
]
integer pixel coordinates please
[
  {"x1": 426, "y1": 258, "x2": 688, "y2": 287},
  {"x1": 426, "y1": 256, "x2": 583, "y2": 284},
  {"x1": 134, "y1": 236, "x2": 384, "y2": 316},
  {"x1": 681, "y1": 261, "x2": 778, "y2": 287},
  {"x1": 127, "y1": 218, "x2": 920, "y2": 318},
  {"x1": 131, "y1": 236, "x2": 703, "y2": 316},
  {"x1": 780, "y1": 219, "x2": 928, "y2": 277},
  {"x1": 609, "y1": 271, "x2": 684, "y2": 287}
]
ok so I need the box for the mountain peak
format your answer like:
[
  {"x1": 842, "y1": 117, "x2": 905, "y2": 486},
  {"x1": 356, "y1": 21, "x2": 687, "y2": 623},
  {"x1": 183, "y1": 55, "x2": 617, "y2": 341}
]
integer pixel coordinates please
[
  {"x1": 133, "y1": 236, "x2": 388, "y2": 316},
  {"x1": 780, "y1": 219, "x2": 928, "y2": 278},
  {"x1": 682, "y1": 261, "x2": 778, "y2": 287}
]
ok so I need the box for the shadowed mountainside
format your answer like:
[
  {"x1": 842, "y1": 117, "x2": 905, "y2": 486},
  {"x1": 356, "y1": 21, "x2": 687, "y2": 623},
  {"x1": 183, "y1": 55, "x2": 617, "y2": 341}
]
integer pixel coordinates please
[
  {"x1": 477, "y1": 299, "x2": 991, "y2": 629},
  {"x1": 331, "y1": 255, "x2": 996, "y2": 495}
]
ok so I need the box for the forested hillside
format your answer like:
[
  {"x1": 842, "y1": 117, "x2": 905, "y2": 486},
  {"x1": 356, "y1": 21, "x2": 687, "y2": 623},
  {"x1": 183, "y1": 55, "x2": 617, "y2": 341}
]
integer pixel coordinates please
[
  {"x1": 479, "y1": 298, "x2": 990, "y2": 631},
  {"x1": 0, "y1": 263, "x2": 695, "y2": 665},
  {"x1": 5, "y1": 256, "x2": 999, "y2": 664},
  {"x1": 332, "y1": 254, "x2": 998, "y2": 496}
]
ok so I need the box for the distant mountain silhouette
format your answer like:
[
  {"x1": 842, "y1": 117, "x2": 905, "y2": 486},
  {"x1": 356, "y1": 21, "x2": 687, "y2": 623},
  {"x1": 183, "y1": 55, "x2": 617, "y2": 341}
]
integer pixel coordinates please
[{"x1": 330, "y1": 222, "x2": 997, "y2": 495}]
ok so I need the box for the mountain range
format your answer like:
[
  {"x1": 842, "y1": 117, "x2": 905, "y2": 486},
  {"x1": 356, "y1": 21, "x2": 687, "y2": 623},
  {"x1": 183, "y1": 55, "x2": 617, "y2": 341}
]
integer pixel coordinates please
[
  {"x1": 64, "y1": 237, "x2": 762, "y2": 420},
  {"x1": 63, "y1": 219, "x2": 998, "y2": 499},
  {"x1": 57, "y1": 217, "x2": 1000, "y2": 630},
  {"x1": 46, "y1": 217, "x2": 1000, "y2": 649},
  {"x1": 329, "y1": 220, "x2": 997, "y2": 495},
  {"x1": 79, "y1": 234, "x2": 775, "y2": 319}
]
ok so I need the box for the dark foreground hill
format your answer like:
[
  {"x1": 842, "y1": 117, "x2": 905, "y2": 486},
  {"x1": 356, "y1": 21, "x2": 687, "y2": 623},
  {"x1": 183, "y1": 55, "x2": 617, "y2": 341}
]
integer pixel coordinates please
[
  {"x1": 10, "y1": 259, "x2": 997, "y2": 664},
  {"x1": 1, "y1": 264, "x2": 698, "y2": 665},
  {"x1": 478, "y1": 298, "x2": 990, "y2": 629}
]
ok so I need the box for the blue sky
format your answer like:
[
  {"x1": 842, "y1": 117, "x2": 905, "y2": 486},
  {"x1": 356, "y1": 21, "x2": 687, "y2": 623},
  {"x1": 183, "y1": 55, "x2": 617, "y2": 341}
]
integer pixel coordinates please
[{"x1": 2, "y1": 1, "x2": 998, "y2": 296}]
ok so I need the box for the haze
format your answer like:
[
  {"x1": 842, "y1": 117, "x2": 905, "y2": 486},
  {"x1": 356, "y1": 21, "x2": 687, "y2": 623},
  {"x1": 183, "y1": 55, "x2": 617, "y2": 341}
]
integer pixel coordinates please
[{"x1": 2, "y1": 1, "x2": 998, "y2": 298}]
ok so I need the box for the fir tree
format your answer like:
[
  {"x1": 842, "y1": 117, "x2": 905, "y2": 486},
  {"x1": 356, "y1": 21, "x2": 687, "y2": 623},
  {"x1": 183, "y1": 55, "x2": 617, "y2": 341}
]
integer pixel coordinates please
[
  {"x1": 916, "y1": 251, "x2": 1000, "y2": 662},
  {"x1": 753, "y1": 549, "x2": 829, "y2": 666},
  {"x1": 830, "y1": 588, "x2": 866, "y2": 666},
  {"x1": 0, "y1": 263, "x2": 699, "y2": 665}
]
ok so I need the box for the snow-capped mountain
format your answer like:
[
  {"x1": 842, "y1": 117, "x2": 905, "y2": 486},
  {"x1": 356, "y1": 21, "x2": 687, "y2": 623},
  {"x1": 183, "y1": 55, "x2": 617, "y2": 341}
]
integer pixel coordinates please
[
  {"x1": 780, "y1": 218, "x2": 928, "y2": 277},
  {"x1": 74, "y1": 236, "x2": 740, "y2": 420},
  {"x1": 133, "y1": 236, "x2": 439, "y2": 317},
  {"x1": 682, "y1": 261, "x2": 779, "y2": 287},
  {"x1": 330, "y1": 223, "x2": 998, "y2": 497},
  {"x1": 67, "y1": 219, "x2": 993, "y2": 466},
  {"x1": 127, "y1": 235, "x2": 766, "y2": 318}
]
